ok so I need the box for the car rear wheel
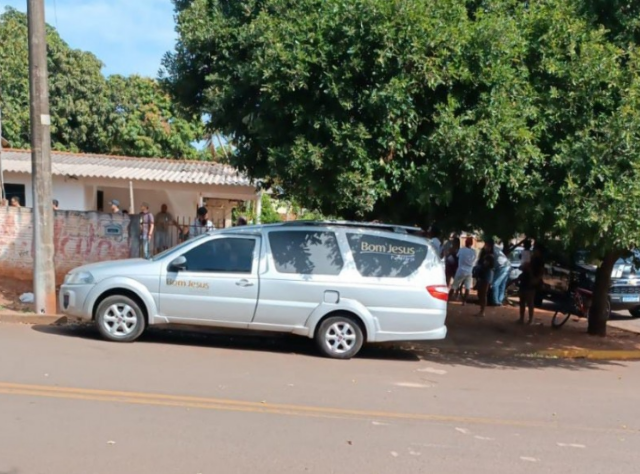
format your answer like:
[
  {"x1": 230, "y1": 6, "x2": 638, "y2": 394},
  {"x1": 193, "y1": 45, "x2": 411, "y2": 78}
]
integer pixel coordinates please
[
  {"x1": 315, "y1": 315, "x2": 364, "y2": 359},
  {"x1": 95, "y1": 295, "x2": 146, "y2": 342}
]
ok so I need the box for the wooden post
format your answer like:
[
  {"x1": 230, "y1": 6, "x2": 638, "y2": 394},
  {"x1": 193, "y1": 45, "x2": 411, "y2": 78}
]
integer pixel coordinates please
[
  {"x1": 255, "y1": 191, "x2": 263, "y2": 224},
  {"x1": 129, "y1": 181, "x2": 135, "y2": 212}
]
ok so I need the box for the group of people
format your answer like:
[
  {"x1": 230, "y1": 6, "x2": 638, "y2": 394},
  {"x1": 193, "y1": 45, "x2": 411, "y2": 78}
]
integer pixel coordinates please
[
  {"x1": 439, "y1": 233, "x2": 545, "y2": 324},
  {"x1": 109, "y1": 199, "x2": 248, "y2": 259},
  {"x1": 3, "y1": 196, "x2": 60, "y2": 209}
]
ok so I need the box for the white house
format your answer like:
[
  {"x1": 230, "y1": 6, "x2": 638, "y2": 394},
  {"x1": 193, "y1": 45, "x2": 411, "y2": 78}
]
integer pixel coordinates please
[{"x1": 0, "y1": 149, "x2": 258, "y2": 228}]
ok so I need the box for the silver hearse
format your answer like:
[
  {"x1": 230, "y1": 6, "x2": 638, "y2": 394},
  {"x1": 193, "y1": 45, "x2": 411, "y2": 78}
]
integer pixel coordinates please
[{"x1": 60, "y1": 221, "x2": 448, "y2": 359}]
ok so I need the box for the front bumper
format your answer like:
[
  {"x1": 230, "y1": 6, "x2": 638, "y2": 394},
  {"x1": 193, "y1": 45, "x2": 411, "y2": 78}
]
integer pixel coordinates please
[
  {"x1": 59, "y1": 284, "x2": 95, "y2": 320},
  {"x1": 610, "y1": 294, "x2": 640, "y2": 311}
]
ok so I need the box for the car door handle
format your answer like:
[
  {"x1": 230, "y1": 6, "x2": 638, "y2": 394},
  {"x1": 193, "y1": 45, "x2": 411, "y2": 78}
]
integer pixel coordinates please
[{"x1": 236, "y1": 279, "x2": 254, "y2": 287}]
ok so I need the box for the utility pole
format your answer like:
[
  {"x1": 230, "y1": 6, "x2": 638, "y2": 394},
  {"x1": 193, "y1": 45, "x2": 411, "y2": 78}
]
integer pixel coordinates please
[
  {"x1": 0, "y1": 108, "x2": 5, "y2": 202},
  {"x1": 28, "y1": 0, "x2": 56, "y2": 314}
]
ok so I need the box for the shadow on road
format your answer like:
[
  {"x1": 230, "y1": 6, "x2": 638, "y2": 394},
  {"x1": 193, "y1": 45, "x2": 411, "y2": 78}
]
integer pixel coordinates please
[
  {"x1": 416, "y1": 351, "x2": 628, "y2": 371},
  {"x1": 29, "y1": 323, "x2": 421, "y2": 362},
  {"x1": 30, "y1": 322, "x2": 637, "y2": 370}
]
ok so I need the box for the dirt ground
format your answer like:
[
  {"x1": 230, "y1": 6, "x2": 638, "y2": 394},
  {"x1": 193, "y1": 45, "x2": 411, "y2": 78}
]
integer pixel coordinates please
[
  {"x1": 430, "y1": 296, "x2": 640, "y2": 356},
  {"x1": 0, "y1": 279, "x2": 35, "y2": 314}
]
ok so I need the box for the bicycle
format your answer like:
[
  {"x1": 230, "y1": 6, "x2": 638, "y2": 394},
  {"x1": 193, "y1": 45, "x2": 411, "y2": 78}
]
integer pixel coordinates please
[{"x1": 551, "y1": 287, "x2": 593, "y2": 328}]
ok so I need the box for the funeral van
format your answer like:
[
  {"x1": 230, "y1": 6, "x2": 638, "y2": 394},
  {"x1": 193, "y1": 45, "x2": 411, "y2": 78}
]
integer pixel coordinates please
[{"x1": 60, "y1": 221, "x2": 448, "y2": 359}]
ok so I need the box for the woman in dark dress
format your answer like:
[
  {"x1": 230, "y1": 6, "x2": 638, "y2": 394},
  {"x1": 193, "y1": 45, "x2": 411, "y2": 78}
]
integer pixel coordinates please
[
  {"x1": 445, "y1": 237, "x2": 461, "y2": 288},
  {"x1": 475, "y1": 239, "x2": 496, "y2": 318},
  {"x1": 518, "y1": 246, "x2": 545, "y2": 324}
]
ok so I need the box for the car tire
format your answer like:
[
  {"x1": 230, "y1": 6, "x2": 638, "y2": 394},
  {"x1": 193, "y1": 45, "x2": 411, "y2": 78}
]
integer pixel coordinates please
[
  {"x1": 95, "y1": 295, "x2": 146, "y2": 343},
  {"x1": 315, "y1": 315, "x2": 364, "y2": 360},
  {"x1": 630, "y1": 306, "x2": 640, "y2": 319}
]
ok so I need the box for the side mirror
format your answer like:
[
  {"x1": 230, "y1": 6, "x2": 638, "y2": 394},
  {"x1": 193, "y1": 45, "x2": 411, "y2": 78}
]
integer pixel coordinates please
[{"x1": 170, "y1": 256, "x2": 187, "y2": 272}]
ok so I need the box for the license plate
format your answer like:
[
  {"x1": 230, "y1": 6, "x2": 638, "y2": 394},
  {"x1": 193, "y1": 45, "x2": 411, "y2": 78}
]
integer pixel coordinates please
[{"x1": 622, "y1": 296, "x2": 639, "y2": 303}]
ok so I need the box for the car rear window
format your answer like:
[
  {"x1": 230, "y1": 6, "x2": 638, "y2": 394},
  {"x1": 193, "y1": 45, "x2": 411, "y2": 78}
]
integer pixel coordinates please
[
  {"x1": 347, "y1": 233, "x2": 427, "y2": 278},
  {"x1": 268, "y1": 231, "x2": 344, "y2": 276}
]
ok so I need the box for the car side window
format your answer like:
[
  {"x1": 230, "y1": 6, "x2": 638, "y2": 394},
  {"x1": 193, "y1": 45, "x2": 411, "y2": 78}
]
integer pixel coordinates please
[
  {"x1": 268, "y1": 230, "x2": 344, "y2": 275},
  {"x1": 347, "y1": 233, "x2": 427, "y2": 278},
  {"x1": 180, "y1": 238, "x2": 256, "y2": 273}
]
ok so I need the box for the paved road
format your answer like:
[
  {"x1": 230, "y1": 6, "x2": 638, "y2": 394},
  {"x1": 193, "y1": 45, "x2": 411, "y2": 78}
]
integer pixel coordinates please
[{"x1": 0, "y1": 323, "x2": 638, "y2": 474}]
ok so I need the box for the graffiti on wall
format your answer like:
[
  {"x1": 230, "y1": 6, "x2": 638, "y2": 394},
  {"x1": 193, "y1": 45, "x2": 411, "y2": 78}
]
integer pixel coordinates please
[
  {"x1": 0, "y1": 207, "x2": 130, "y2": 282},
  {"x1": 54, "y1": 211, "x2": 126, "y2": 260}
]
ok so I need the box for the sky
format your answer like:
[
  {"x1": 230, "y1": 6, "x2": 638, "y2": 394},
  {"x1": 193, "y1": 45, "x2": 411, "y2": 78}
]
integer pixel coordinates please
[{"x1": 0, "y1": 0, "x2": 177, "y2": 77}]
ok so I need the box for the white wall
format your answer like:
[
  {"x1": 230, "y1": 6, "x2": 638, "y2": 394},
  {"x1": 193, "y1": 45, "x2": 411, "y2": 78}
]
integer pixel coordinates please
[
  {"x1": 4, "y1": 173, "x2": 254, "y2": 226},
  {"x1": 98, "y1": 186, "x2": 198, "y2": 218},
  {"x1": 4, "y1": 172, "x2": 88, "y2": 210}
]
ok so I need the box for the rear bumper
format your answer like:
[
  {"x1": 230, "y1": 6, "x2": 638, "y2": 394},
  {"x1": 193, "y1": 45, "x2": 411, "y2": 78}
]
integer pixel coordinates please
[{"x1": 373, "y1": 325, "x2": 447, "y2": 343}]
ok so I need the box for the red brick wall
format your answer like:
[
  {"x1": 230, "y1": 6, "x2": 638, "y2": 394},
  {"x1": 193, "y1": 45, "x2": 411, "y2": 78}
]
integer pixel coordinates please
[{"x1": 0, "y1": 207, "x2": 130, "y2": 283}]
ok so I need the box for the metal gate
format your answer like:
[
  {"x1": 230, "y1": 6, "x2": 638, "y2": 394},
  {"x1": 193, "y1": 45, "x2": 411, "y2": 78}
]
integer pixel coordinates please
[{"x1": 128, "y1": 214, "x2": 227, "y2": 258}]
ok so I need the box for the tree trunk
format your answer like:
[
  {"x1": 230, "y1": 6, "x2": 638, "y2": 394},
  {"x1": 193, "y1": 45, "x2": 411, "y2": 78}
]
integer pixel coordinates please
[{"x1": 587, "y1": 251, "x2": 619, "y2": 337}]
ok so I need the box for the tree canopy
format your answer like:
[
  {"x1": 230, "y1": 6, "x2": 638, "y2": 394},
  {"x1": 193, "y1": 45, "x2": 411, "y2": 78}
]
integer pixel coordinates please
[
  {"x1": 0, "y1": 7, "x2": 202, "y2": 158},
  {"x1": 164, "y1": 0, "x2": 640, "y2": 334}
]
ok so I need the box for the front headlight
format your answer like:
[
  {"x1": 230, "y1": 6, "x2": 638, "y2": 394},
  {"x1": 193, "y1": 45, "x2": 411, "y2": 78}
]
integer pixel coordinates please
[{"x1": 64, "y1": 271, "x2": 95, "y2": 285}]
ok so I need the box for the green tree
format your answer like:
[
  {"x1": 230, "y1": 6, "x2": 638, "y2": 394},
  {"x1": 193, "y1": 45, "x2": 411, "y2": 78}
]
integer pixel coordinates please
[
  {"x1": 163, "y1": 0, "x2": 640, "y2": 335},
  {"x1": 234, "y1": 193, "x2": 283, "y2": 224},
  {"x1": 578, "y1": 0, "x2": 640, "y2": 47},
  {"x1": 0, "y1": 7, "x2": 201, "y2": 158},
  {"x1": 104, "y1": 75, "x2": 202, "y2": 159}
]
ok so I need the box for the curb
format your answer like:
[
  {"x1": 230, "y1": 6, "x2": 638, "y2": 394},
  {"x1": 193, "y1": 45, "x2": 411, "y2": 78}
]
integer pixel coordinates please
[
  {"x1": 0, "y1": 313, "x2": 68, "y2": 325},
  {"x1": 535, "y1": 349, "x2": 640, "y2": 360}
]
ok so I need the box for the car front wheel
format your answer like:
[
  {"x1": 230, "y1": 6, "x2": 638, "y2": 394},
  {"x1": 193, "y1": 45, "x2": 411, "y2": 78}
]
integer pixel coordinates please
[
  {"x1": 95, "y1": 295, "x2": 146, "y2": 342},
  {"x1": 315, "y1": 315, "x2": 364, "y2": 359}
]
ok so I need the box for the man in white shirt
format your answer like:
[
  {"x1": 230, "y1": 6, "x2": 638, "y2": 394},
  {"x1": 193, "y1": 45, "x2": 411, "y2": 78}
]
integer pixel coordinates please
[
  {"x1": 451, "y1": 236, "x2": 477, "y2": 304},
  {"x1": 190, "y1": 206, "x2": 215, "y2": 238}
]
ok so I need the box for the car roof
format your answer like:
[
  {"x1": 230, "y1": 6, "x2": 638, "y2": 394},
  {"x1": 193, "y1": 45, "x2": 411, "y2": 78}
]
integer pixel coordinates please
[{"x1": 219, "y1": 220, "x2": 425, "y2": 236}]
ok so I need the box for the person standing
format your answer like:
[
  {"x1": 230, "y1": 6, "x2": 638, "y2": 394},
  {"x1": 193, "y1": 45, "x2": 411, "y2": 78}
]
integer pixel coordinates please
[
  {"x1": 139, "y1": 203, "x2": 155, "y2": 259},
  {"x1": 475, "y1": 239, "x2": 496, "y2": 317},
  {"x1": 521, "y1": 239, "x2": 532, "y2": 266},
  {"x1": 427, "y1": 225, "x2": 442, "y2": 257},
  {"x1": 52, "y1": 199, "x2": 59, "y2": 211},
  {"x1": 451, "y1": 237, "x2": 477, "y2": 304},
  {"x1": 10, "y1": 196, "x2": 20, "y2": 208},
  {"x1": 518, "y1": 245, "x2": 545, "y2": 324},
  {"x1": 127, "y1": 210, "x2": 140, "y2": 258},
  {"x1": 109, "y1": 199, "x2": 122, "y2": 214},
  {"x1": 491, "y1": 246, "x2": 511, "y2": 306},
  {"x1": 444, "y1": 236, "x2": 461, "y2": 287},
  {"x1": 155, "y1": 204, "x2": 176, "y2": 252},
  {"x1": 236, "y1": 215, "x2": 248, "y2": 226},
  {"x1": 190, "y1": 206, "x2": 215, "y2": 238}
]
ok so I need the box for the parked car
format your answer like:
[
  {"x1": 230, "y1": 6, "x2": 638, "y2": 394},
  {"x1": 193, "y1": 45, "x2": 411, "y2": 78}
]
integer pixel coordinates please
[
  {"x1": 538, "y1": 249, "x2": 640, "y2": 317},
  {"x1": 59, "y1": 221, "x2": 448, "y2": 359}
]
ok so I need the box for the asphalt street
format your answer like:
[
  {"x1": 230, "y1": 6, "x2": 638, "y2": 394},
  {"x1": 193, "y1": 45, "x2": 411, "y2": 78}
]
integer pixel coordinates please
[{"x1": 0, "y1": 322, "x2": 638, "y2": 474}]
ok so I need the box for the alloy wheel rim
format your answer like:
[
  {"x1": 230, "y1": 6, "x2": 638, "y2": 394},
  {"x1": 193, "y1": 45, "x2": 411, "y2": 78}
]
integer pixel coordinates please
[
  {"x1": 324, "y1": 322, "x2": 357, "y2": 354},
  {"x1": 102, "y1": 303, "x2": 138, "y2": 337}
]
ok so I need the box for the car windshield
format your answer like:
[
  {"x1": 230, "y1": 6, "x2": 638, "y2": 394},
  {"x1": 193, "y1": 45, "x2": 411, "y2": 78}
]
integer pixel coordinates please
[{"x1": 151, "y1": 234, "x2": 210, "y2": 261}]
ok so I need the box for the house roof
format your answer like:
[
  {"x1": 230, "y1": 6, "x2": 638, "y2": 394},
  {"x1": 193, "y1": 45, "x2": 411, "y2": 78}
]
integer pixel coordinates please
[{"x1": 0, "y1": 149, "x2": 251, "y2": 187}]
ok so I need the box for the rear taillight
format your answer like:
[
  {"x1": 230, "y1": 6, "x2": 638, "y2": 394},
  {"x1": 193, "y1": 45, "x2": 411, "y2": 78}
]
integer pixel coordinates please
[{"x1": 427, "y1": 285, "x2": 449, "y2": 302}]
